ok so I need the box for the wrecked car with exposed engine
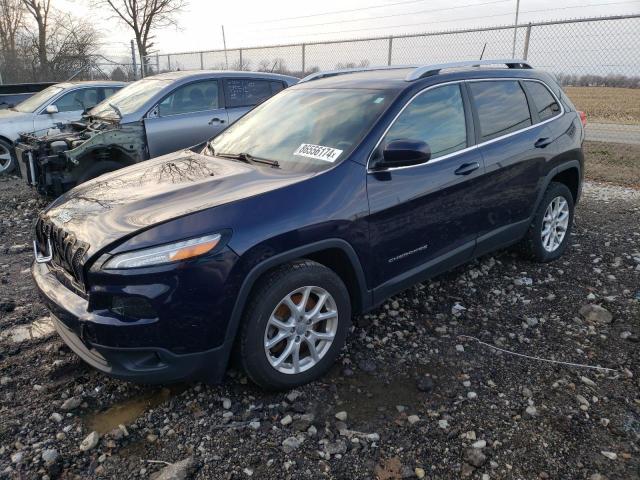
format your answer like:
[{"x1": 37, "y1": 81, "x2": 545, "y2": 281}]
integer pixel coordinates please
[{"x1": 16, "y1": 70, "x2": 298, "y2": 195}]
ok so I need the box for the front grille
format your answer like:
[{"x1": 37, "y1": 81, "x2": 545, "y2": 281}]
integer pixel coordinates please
[{"x1": 35, "y1": 214, "x2": 89, "y2": 287}]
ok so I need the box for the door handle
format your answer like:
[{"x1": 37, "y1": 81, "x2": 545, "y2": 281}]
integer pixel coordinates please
[
  {"x1": 208, "y1": 117, "x2": 226, "y2": 125},
  {"x1": 535, "y1": 137, "x2": 553, "y2": 148},
  {"x1": 454, "y1": 162, "x2": 480, "y2": 176}
]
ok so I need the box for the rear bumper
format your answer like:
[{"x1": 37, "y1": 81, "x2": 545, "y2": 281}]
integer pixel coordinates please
[{"x1": 32, "y1": 261, "x2": 229, "y2": 384}]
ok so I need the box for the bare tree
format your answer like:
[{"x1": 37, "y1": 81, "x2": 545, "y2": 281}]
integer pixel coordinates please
[
  {"x1": 46, "y1": 11, "x2": 100, "y2": 79},
  {"x1": 0, "y1": 0, "x2": 25, "y2": 81},
  {"x1": 22, "y1": 0, "x2": 50, "y2": 78},
  {"x1": 94, "y1": 0, "x2": 186, "y2": 74},
  {"x1": 0, "y1": 0, "x2": 24, "y2": 57}
]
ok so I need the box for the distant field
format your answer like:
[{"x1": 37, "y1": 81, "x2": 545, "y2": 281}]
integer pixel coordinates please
[{"x1": 565, "y1": 86, "x2": 640, "y2": 125}]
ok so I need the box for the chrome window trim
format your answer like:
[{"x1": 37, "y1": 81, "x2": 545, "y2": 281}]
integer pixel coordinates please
[{"x1": 366, "y1": 77, "x2": 564, "y2": 173}]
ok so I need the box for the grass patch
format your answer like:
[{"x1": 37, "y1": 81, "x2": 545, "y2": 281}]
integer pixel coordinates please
[{"x1": 584, "y1": 141, "x2": 640, "y2": 188}]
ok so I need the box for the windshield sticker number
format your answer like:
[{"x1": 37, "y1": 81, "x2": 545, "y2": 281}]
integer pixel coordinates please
[{"x1": 294, "y1": 144, "x2": 343, "y2": 163}]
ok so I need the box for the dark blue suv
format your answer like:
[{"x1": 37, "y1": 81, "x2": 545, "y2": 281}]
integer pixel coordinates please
[{"x1": 32, "y1": 60, "x2": 585, "y2": 389}]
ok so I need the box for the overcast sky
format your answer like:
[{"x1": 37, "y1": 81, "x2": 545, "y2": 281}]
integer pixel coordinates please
[{"x1": 65, "y1": 0, "x2": 640, "y2": 57}]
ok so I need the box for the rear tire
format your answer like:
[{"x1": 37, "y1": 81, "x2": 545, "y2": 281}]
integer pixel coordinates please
[
  {"x1": 239, "y1": 260, "x2": 351, "y2": 390},
  {"x1": 521, "y1": 182, "x2": 574, "y2": 262},
  {"x1": 76, "y1": 160, "x2": 122, "y2": 184},
  {"x1": 0, "y1": 138, "x2": 16, "y2": 175}
]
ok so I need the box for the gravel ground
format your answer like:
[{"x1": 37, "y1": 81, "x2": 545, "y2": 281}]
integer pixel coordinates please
[{"x1": 0, "y1": 174, "x2": 639, "y2": 480}]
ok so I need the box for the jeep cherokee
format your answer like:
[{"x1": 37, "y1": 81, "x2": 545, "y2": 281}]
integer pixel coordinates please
[{"x1": 31, "y1": 60, "x2": 585, "y2": 390}]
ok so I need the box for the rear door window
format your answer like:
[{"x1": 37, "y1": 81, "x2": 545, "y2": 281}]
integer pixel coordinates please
[
  {"x1": 224, "y1": 79, "x2": 275, "y2": 108},
  {"x1": 382, "y1": 84, "x2": 467, "y2": 160},
  {"x1": 524, "y1": 81, "x2": 561, "y2": 121},
  {"x1": 469, "y1": 80, "x2": 532, "y2": 142},
  {"x1": 101, "y1": 87, "x2": 122, "y2": 100},
  {"x1": 270, "y1": 81, "x2": 285, "y2": 94},
  {"x1": 52, "y1": 87, "x2": 102, "y2": 112}
]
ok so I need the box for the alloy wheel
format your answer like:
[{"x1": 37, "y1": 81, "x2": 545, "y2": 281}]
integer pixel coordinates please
[
  {"x1": 264, "y1": 286, "x2": 338, "y2": 375},
  {"x1": 541, "y1": 195, "x2": 570, "y2": 252},
  {"x1": 0, "y1": 144, "x2": 12, "y2": 173}
]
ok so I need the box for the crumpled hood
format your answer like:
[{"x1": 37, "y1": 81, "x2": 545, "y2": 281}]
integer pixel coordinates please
[{"x1": 44, "y1": 150, "x2": 312, "y2": 255}]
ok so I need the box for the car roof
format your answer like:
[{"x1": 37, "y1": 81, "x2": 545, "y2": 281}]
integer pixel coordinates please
[
  {"x1": 147, "y1": 70, "x2": 298, "y2": 84},
  {"x1": 293, "y1": 68, "x2": 416, "y2": 90},
  {"x1": 292, "y1": 60, "x2": 548, "y2": 91},
  {"x1": 55, "y1": 80, "x2": 127, "y2": 89}
]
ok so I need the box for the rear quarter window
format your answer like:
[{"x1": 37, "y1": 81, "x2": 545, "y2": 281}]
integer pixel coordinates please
[
  {"x1": 469, "y1": 80, "x2": 532, "y2": 142},
  {"x1": 524, "y1": 81, "x2": 561, "y2": 121}
]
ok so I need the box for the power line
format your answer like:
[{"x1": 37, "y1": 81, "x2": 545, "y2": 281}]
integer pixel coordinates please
[
  {"x1": 248, "y1": 0, "x2": 433, "y2": 24},
  {"x1": 255, "y1": 0, "x2": 513, "y2": 32},
  {"x1": 247, "y1": 0, "x2": 640, "y2": 40}
]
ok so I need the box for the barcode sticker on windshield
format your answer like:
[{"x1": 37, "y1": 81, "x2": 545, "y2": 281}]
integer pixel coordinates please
[{"x1": 294, "y1": 144, "x2": 343, "y2": 163}]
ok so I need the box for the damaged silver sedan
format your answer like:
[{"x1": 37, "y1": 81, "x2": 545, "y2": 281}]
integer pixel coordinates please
[{"x1": 16, "y1": 70, "x2": 298, "y2": 195}]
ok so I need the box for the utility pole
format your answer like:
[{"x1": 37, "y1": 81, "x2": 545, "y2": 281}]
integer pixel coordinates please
[
  {"x1": 511, "y1": 0, "x2": 521, "y2": 58},
  {"x1": 131, "y1": 39, "x2": 138, "y2": 80},
  {"x1": 221, "y1": 25, "x2": 229, "y2": 69}
]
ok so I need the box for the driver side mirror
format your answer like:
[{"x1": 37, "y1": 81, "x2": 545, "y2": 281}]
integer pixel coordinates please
[
  {"x1": 372, "y1": 139, "x2": 431, "y2": 170},
  {"x1": 45, "y1": 104, "x2": 59, "y2": 114}
]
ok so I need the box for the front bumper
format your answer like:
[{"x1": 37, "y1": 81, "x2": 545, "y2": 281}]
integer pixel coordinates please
[
  {"x1": 16, "y1": 143, "x2": 73, "y2": 195},
  {"x1": 32, "y1": 261, "x2": 230, "y2": 384}
]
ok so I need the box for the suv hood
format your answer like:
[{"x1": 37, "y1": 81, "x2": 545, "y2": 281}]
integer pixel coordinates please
[{"x1": 44, "y1": 150, "x2": 313, "y2": 255}]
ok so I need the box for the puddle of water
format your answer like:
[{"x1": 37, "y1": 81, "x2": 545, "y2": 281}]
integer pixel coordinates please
[
  {"x1": 0, "y1": 316, "x2": 55, "y2": 343},
  {"x1": 84, "y1": 387, "x2": 184, "y2": 435},
  {"x1": 331, "y1": 369, "x2": 422, "y2": 424}
]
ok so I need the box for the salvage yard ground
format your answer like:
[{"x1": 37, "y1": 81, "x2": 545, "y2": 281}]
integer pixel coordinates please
[{"x1": 0, "y1": 153, "x2": 639, "y2": 478}]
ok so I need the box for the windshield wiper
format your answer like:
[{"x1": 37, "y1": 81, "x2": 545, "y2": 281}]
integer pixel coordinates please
[
  {"x1": 108, "y1": 102, "x2": 122, "y2": 119},
  {"x1": 215, "y1": 151, "x2": 280, "y2": 168}
]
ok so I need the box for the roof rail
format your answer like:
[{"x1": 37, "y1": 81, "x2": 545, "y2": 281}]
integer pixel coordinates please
[
  {"x1": 405, "y1": 59, "x2": 532, "y2": 81},
  {"x1": 297, "y1": 59, "x2": 532, "y2": 84},
  {"x1": 298, "y1": 65, "x2": 416, "y2": 83}
]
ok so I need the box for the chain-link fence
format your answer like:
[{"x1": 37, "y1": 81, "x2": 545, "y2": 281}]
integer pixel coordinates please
[
  {"x1": 0, "y1": 55, "x2": 139, "y2": 84},
  {"x1": 152, "y1": 14, "x2": 640, "y2": 144}
]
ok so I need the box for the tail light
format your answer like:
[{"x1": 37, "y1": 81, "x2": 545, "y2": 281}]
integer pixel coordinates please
[{"x1": 578, "y1": 110, "x2": 587, "y2": 127}]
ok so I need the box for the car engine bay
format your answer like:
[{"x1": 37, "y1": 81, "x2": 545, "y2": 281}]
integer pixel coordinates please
[{"x1": 16, "y1": 118, "x2": 147, "y2": 196}]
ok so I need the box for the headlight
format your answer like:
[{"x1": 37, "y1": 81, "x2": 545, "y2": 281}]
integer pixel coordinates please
[{"x1": 102, "y1": 234, "x2": 221, "y2": 269}]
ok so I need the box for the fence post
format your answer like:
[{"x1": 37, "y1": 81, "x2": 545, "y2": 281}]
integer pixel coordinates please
[
  {"x1": 523, "y1": 23, "x2": 532, "y2": 60},
  {"x1": 239, "y1": 49, "x2": 243, "y2": 70},
  {"x1": 301, "y1": 43, "x2": 306, "y2": 75},
  {"x1": 156, "y1": 53, "x2": 160, "y2": 74},
  {"x1": 168, "y1": 54, "x2": 171, "y2": 71},
  {"x1": 200, "y1": 51, "x2": 204, "y2": 70},
  {"x1": 130, "y1": 39, "x2": 137, "y2": 80},
  {"x1": 387, "y1": 36, "x2": 393, "y2": 66}
]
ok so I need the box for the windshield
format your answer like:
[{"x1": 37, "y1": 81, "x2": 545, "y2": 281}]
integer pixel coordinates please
[
  {"x1": 90, "y1": 78, "x2": 170, "y2": 118},
  {"x1": 14, "y1": 85, "x2": 64, "y2": 113},
  {"x1": 207, "y1": 88, "x2": 394, "y2": 173}
]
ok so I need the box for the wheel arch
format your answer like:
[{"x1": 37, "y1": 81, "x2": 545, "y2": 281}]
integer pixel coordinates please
[
  {"x1": 550, "y1": 164, "x2": 580, "y2": 203},
  {"x1": 534, "y1": 160, "x2": 582, "y2": 213},
  {"x1": 0, "y1": 134, "x2": 15, "y2": 146},
  {"x1": 214, "y1": 239, "x2": 371, "y2": 379},
  {"x1": 75, "y1": 145, "x2": 137, "y2": 168}
]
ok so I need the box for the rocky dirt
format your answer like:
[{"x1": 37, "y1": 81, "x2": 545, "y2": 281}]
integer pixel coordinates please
[{"x1": 0, "y1": 174, "x2": 639, "y2": 480}]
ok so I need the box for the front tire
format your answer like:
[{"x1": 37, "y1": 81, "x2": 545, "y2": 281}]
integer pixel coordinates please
[
  {"x1": 0, "y1": 138, "x2": 16, "y2": 175},
  {"x1": 521, "y1": 181, "x2": 574, "y2": 262},
  {"x1": 239, "y1": 260, "x2": 351, "y2": 390}
]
